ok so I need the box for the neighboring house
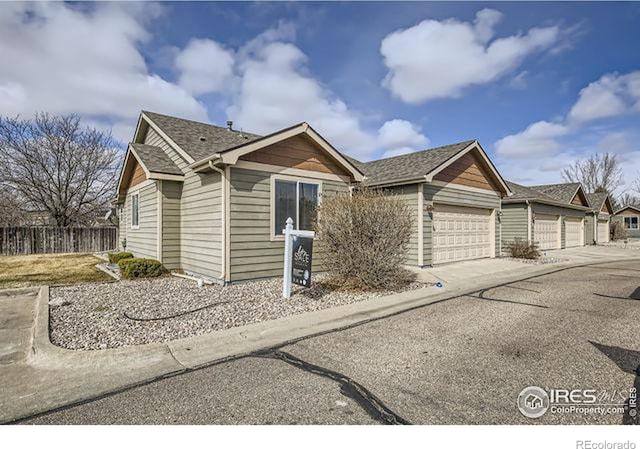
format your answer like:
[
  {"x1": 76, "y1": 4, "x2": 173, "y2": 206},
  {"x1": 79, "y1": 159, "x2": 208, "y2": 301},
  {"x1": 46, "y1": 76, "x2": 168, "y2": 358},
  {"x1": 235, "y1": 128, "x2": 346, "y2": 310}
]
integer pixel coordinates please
[
  {"x1": 584, "y1": 192, "x2": 614, "y2": 245},
  {"x1": 613, "y1": 205, "x2": 640, "y2": 238},
  {"x1": 501, "y1": 182, "x2": 591, "y2": 251},
  {"x1": 116, "y1": 111, "x2": 364, "y2": 283},
  {"x1": 350, "y1": 141, "x2": 512, "y2": 266}
]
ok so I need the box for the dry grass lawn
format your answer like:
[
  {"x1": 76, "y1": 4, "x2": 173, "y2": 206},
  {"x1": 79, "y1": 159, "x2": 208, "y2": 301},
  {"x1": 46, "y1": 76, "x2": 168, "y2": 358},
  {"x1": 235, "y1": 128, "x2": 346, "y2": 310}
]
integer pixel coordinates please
[{"x1": 0, "y1": 253, "x2": 112, "y2": 289}]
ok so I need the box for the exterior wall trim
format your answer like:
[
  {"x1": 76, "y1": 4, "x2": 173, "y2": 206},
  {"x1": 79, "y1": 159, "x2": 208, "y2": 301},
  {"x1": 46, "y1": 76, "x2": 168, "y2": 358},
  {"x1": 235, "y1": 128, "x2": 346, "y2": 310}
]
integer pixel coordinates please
[
  {"x1": 224, "y1": 165, "x2": 231, "y2": 284},
  {"x1": 527, "y1": 202, "x2": 532, "y2": 243},
  {"x1": 156, "y1": 180, "x2": 163, "y2": 261},
  {"x1": 428, "y1": 179, "x2": 501, "y2": 197},
  {"x1": 417, "y1": 183, "x2": 424, "y2": 266},
  {"x1": 235, "y1": 160, "x2": 351, "y2": 182}
]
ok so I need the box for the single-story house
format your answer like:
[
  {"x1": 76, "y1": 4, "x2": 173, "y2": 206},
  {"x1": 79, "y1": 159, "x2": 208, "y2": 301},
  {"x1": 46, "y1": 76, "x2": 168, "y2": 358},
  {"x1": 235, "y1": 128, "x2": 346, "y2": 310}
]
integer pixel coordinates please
[
  {"x1": 584, "y1": 192, "x2": 614, "y2": 244},
  {"x1": 116, "y1": 111, "x2": 365, "y2": 284},
  {"x1": 613, "y1": 205, "x2": 640, "y2": 238},
  {"x1": 116, "y1": 111, "x2": 512, "y2": 282},
  {"x1": 349, "y1": 141, "x2": 512, "y2": 266},
  {"x1": 501, "y1": 182, "x2": 591, "y2": 251}
]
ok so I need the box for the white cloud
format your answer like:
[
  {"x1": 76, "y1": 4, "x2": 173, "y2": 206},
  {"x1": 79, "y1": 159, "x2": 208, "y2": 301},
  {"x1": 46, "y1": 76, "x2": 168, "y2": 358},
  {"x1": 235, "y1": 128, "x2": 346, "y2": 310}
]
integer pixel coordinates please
[
  {"x1": 377, "y1": 119, "x2": 430, "y2": 158},
  {"x1": 0, "y1": 2, "x2": 207, "y2": 142},
  {"x1": 495, "y1": 121, "x2": 567, "y2": 158},
  {"x1": 380, "y1": 9, "x2": 560, "y2": 103},
  {"x1": 509, "y1": 71, "x2": 528, "y2": 90},
  {"x1": 495, "y1": 71, "x2": 640, "y2": 194},
  {"x1": 568, "y1": 71, "x2": 640, "y2": 124},
  {"x1": 226, "y1": 38, "x2": 428, "y2": 160},
  {"x1": 175, "y1": 38, "x2": 235, "y2": 96}
]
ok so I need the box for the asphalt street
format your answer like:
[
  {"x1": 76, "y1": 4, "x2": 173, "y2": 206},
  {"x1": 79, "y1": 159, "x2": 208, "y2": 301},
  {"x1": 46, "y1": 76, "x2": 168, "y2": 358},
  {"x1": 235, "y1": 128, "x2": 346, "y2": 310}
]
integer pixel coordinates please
[{"x1": 21, "y1": 260, "x2": 640, "y2": 425}]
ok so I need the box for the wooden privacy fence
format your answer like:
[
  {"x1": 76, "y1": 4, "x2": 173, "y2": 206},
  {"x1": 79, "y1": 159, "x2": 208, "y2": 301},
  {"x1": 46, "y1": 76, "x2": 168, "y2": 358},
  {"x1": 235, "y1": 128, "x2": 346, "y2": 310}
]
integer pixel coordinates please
[{"x1": 0, "y1": 227, "x2": 117, "y2": 256}]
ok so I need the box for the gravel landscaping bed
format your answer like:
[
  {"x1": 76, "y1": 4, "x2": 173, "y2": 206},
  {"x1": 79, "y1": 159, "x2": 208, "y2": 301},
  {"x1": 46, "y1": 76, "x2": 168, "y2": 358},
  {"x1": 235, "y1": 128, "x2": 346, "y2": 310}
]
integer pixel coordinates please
[{"x1": 49, "y1": 275, "x2": 425, "y2": 350}]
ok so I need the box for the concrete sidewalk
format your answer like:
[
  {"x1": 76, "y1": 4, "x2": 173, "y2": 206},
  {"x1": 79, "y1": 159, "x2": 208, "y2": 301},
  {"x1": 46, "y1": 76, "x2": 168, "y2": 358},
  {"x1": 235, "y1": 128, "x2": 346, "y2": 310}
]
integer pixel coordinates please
[{"x1": 1, "y1": 245, "x2": 638, "y2": 423}]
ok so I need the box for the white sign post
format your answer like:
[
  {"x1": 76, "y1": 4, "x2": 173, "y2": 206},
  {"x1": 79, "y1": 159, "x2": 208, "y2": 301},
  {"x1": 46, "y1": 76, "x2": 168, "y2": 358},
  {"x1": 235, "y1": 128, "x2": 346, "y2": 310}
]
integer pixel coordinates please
[{"x1": 282, "y1": 217, "x2": 315, "y2": 298}]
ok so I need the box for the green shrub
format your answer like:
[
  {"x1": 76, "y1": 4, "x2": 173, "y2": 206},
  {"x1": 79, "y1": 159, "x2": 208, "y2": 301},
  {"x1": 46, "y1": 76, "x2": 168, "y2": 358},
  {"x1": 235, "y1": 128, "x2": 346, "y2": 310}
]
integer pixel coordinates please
[
  {"x1": 108, "y1": 252, "x2": 133, "y2": 264},
  {"x1": 506, "y1": 238, "x2": 541, "y2": 259},
  {"x1": 118, "y1": 258, "x2": 165, "y2": 279}
]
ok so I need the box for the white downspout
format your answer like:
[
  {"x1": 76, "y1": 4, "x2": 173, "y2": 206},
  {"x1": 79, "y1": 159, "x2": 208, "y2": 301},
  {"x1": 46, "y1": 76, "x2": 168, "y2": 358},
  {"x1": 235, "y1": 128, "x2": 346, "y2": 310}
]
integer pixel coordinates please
[{"x1": 209, "y1": 161, "x2": 226, "y2": 284}]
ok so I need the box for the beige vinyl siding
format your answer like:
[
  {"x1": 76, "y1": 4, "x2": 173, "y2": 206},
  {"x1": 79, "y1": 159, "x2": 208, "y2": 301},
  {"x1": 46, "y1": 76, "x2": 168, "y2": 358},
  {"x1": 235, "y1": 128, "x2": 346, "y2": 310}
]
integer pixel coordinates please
[
  {"x1": 424, "y1": 183, "x2": 501, "y2": 266},
  {"x1": 381, "y1": 184, "x2": 419, "y2": 265},
  {"x1": 501, "y1": 203, "x2": 529, "y2": 254},
  {"x1": 143, "y1": 125, "x2": 222, "y2": 279},
  {"x1": 123, "y1": 181, "x2": 158, "y2": 259},
  {"x1": 161, "y1": 181, "x2": 182, "y2": 269},
  {"x1": 531, "y1": 203, "x2": 585, "y2": 249},
  {"x1": 229, "y1": 167, "x2": 348, "y2": 282}
]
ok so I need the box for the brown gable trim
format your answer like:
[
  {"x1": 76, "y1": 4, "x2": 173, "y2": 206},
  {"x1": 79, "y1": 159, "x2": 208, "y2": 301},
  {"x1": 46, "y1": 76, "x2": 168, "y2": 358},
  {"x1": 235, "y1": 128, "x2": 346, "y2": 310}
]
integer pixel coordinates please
[
  {"x1": 239, "y1": 134, "x2": 352, "y2": 177},
  {"x1": 615, "y1": 205, "x2": 640, "y2": 215},
  {"x1": 425, "y1": 141, "x2": 511, "y2": 196},
  {"x1": 433, "y1": 151, "x2": 502, "y2": 193},
  {"x1": 570, "y1": 186, "x2": 589, "y2": 207}
]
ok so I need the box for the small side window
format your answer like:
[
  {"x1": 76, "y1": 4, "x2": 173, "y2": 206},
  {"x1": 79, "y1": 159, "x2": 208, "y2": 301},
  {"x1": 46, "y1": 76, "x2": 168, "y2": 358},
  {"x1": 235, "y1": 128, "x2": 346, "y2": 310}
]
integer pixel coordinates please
[{"x1": 131, "y1": 193, "x2": 139, "y2": 229}]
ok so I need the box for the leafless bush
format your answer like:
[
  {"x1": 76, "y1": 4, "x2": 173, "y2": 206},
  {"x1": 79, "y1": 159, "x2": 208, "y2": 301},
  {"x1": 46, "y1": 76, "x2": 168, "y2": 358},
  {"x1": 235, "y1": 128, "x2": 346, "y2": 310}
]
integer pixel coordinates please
[
  {"x1": 506, "y1": 238, "x2": 541, "y2": 259},
  {"x1": 611, "y1": 221, "x2": 627, "y2": 241},
  {"x1": 314, "y1": 188, "x2": 413, "y2": 290}
]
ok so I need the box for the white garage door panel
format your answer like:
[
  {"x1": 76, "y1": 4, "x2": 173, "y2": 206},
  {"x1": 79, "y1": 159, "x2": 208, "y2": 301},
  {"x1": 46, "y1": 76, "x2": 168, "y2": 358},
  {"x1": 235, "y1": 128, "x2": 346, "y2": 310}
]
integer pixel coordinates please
[
  {"x1": 565, "y1": 217, "x2": 583, "y2": 247},
  {"x1": 433, "y1": 204, "x2": 492, "y2": 264},
  {"x1": 597, "y1": 220, "x2": 609, "y2": 243},
  {"x1": 534, "y1": 214, "x2": 559, "y2": 250}
]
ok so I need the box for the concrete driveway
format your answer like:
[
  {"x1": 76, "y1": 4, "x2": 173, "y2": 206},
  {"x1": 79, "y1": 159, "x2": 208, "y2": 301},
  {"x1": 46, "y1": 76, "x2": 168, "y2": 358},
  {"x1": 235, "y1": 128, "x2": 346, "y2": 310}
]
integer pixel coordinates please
[{"x1": 21, "y1": 260, "x2": 640, "y2": 425}]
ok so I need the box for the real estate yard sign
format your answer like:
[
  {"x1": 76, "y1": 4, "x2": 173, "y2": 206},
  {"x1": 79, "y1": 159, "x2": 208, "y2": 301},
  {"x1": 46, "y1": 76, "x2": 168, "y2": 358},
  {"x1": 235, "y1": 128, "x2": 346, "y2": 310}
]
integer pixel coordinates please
[
  {"x1": 282, "y1": 217, "x2": 315, "y2": 298},
  {"x1": 291, "y1": 236, "x2": 313, "y2": 287}
]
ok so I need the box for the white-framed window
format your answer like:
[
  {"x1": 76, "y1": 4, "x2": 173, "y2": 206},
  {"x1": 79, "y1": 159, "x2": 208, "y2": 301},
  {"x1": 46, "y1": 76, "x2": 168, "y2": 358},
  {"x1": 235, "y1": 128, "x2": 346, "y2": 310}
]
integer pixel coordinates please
[
  {"x1": 271, "y1": 175, "x2": 321, "y2": 238},
  {"x1": 624, "y1": 216, "x2": 639, "y2": 230},
  {"x1": 131, "y1": 192, "x2": 140, "y2": 229}
]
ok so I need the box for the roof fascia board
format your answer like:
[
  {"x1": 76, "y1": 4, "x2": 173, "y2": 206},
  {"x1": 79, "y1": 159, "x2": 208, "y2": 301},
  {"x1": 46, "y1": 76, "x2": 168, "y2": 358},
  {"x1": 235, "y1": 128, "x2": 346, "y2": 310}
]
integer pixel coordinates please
[
  {"x1": 423, "y1": 141, "x2": 512, "y2": 196},
  {"x1": 140, "y1": 112, "x2": 195, "y2": 164},
  {"x1": 503, "y1": 197, "x2": 590, "y2": 211},
  {"x1": 615, "y1": 205, "x2": 640, "y2": 215},
  {"x1": 192, "y1": 123, "x2": 365, "y2": 182}
]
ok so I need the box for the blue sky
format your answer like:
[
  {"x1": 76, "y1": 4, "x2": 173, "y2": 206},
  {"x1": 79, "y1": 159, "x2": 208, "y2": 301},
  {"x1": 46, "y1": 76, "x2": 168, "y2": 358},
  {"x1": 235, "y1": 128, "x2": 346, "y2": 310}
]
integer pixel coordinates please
[{"x1": 1, "y1": 2, "x2": 639, "y2": 194}]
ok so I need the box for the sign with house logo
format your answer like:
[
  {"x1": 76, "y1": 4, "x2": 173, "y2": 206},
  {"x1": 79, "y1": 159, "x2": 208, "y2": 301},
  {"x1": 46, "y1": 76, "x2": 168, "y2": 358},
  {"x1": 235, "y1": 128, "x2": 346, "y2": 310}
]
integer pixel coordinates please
[{"x1": 291, "y1": 236, "x2": 313, "y2": 287}]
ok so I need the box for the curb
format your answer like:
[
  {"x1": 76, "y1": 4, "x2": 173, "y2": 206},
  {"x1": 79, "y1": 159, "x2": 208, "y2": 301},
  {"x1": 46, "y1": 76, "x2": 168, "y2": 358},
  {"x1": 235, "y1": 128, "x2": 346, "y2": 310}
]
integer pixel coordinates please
[{"x1": 12, "y1": 255, "x2": 640, "y2": 423}]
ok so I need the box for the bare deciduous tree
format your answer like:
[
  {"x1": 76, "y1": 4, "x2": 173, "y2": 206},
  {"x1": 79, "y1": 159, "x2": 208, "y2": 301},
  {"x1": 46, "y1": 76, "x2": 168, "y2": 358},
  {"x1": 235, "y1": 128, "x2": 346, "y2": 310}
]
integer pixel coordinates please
[
  {"x1": 561, "y1": 152, "x2": 623, "y2": 194},
  {"x1": 618, "y1": 192, "x2": 640, "y2": 209},
  {"x1": 0, "y1": 113, "x2": 121, "y2": 227},
  {"x1": 0, "y1": 182, "x2": 28, "y2": 226}
]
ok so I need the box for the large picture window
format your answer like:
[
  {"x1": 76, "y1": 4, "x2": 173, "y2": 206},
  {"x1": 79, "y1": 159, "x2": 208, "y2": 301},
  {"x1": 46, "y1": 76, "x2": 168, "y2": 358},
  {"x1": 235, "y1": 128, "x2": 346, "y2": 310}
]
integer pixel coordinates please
[
  {"x1": 624, "y1": 216, "x2": 639, "y2": 230},
  {"x1": 131, "y1": 192, "x2": 139, "y2": 229},
  {"x1": 273, "y1": 178, "x2": 320, "y2": 235}
]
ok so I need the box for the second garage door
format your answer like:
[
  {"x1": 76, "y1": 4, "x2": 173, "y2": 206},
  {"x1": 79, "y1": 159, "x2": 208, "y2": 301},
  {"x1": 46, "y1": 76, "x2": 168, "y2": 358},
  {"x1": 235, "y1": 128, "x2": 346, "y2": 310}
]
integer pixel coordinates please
[
  {"x1": 597, "y1": 219, "x2": 610, "y2": 243},
  {"x1": 565, "y1": 217, "x2": 584, "y2": 247},
  {"x1": 534, "y1": 214, "x2": 559, "y2": 250},
  {"x1": 432, "y1": 204, "x2": 492, "y2": 264}
]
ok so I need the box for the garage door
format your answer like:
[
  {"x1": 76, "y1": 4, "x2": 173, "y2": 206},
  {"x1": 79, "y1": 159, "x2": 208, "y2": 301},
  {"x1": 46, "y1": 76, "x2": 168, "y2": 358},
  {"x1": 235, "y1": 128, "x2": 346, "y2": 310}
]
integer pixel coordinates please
[
  {"x1": 534, "y1": 214, "x2": 559, "y2": 250},
  {"x1": 597, "y1": 219, "x2": 610, "y2": 243},
  {"x1": 433, "y1": 204, "x2": 492, "y2": 264},
  {"x1": 565, "y1": 217, "x2": 584, "y2": 247}
]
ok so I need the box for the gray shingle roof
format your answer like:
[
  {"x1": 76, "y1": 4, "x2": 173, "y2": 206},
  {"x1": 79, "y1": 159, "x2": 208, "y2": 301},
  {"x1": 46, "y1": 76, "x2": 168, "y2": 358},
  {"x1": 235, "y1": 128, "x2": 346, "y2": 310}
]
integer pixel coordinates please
[
  {"x1": 529, "y1": 183, "x2": 582, "y2": 204},
  {"x1": 142, "y1": 111, "x2": 262, "y2": 162},
  {"x1": 504, "y1": 181, "x2": 559, "y2": 202},
  {"x1": 585, "y1": 192, "x2": 608, "y2": 212},
  {"x1": 130, "y1": 143, "x2": 183, "y2": 176},
  {"x1": 353, "y1": 140, "x2": 475, "y2": 185}
]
